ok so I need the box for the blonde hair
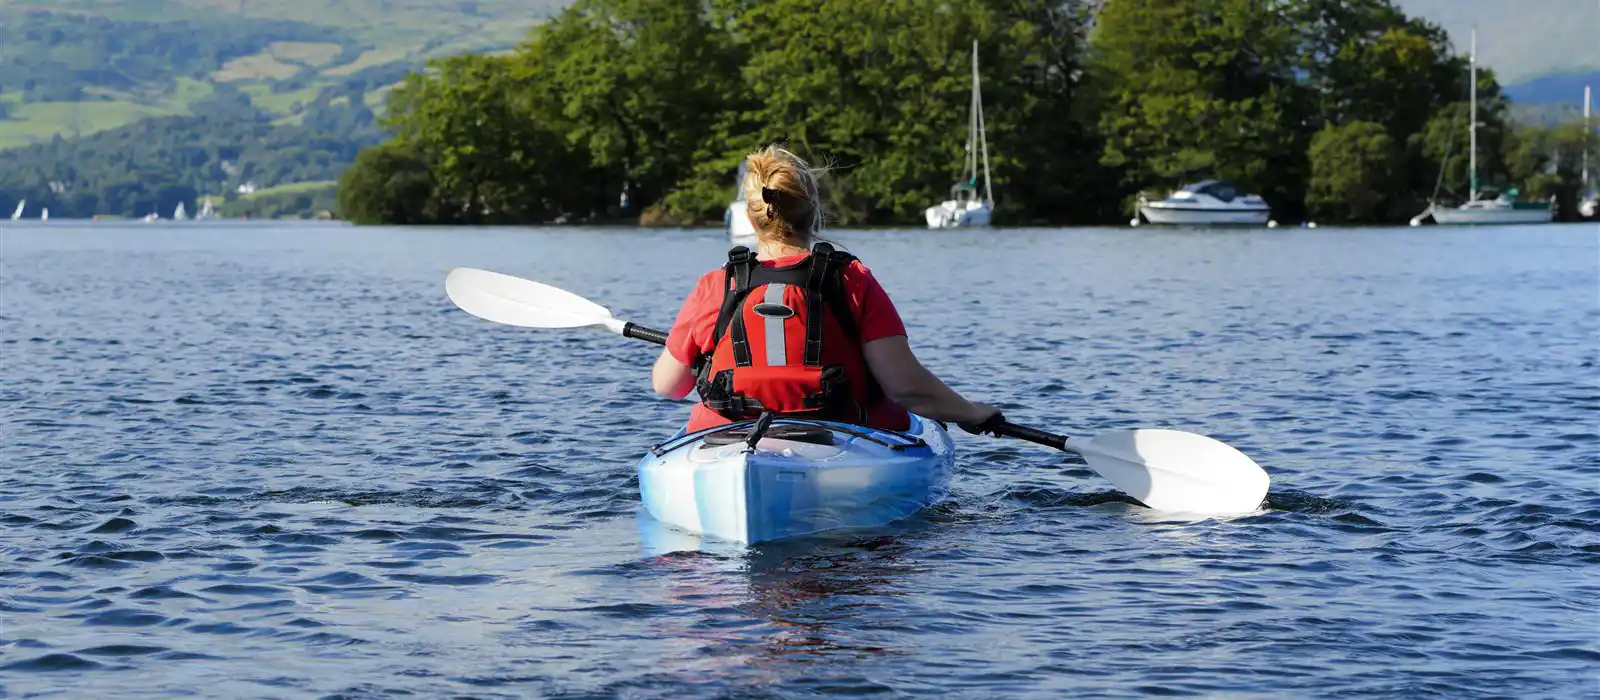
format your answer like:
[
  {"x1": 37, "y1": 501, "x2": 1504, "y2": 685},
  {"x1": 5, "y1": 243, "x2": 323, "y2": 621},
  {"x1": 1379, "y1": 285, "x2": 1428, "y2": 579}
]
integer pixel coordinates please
[{"x1": 741, "y1": 146, "x2": 823, "y2": 247}]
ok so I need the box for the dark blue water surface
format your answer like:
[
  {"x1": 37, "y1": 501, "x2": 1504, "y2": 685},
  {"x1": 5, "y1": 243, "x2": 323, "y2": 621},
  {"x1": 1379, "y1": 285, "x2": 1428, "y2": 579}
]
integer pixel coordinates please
[{"x1": 2, "y1": 222, "x2": 1596, "y2": 698}]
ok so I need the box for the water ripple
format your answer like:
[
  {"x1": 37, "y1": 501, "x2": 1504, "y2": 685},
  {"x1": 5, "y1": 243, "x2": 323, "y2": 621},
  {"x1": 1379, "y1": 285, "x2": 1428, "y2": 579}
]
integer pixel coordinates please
[{"x1": 0, "y1": 223, "x2": 1594, "y2": 698}]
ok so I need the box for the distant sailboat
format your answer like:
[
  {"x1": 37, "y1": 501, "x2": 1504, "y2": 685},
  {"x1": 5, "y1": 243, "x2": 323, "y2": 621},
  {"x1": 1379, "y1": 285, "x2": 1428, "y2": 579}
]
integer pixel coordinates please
[
  {"x1": 40, "y1": 207, "x2": 48, "y2": 223},
  {"x1": 197, "y1": 197, "x2": 216, "y2": 221},
  {"x1": 173, "y1": 201, "x2": 188, "y2": 221},
  {"x1": 924, "y1": 41, "x2": 994, "y2": 229},
  {"x1": 1581, "y1": 84, "x2": 1597, "y2": 220},
  {"x1": 10, "y1": 200, "x2": 23, "y2": 221},
  {"x1": 1412, "y1": 29, "x2": 1554, "y2": 226}
]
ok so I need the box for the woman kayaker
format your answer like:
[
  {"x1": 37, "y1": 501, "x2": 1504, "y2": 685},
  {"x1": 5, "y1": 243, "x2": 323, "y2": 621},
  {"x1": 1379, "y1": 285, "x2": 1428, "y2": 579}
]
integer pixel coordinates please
[{"x1": 652, "y1": 145, "x2": 999, "y2": 433}]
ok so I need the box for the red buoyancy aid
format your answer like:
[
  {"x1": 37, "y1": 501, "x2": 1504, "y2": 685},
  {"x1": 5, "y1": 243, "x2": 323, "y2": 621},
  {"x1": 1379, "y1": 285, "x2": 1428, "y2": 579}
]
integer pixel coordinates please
[{"x1": 694, "y1": 243, "x2": 899, "y2": 427}]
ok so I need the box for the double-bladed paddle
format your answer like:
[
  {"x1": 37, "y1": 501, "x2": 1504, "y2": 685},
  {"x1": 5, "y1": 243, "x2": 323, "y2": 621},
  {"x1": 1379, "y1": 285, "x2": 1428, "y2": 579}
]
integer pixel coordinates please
[{"x1": 444, "y1": 267, "x2": 1270, "y2": 515}]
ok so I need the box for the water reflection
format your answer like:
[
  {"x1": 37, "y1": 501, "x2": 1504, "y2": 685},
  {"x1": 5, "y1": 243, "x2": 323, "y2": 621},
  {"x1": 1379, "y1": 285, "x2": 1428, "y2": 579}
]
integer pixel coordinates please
[{"x1": 631, "y1": 511, "x2": 927, "y2": 676}]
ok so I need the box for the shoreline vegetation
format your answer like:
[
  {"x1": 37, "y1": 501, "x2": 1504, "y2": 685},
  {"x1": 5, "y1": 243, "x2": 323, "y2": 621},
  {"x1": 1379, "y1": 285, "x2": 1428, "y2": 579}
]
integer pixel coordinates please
[{"x1": 335, "y1": 0, "x2": 1598, "y2": 227}]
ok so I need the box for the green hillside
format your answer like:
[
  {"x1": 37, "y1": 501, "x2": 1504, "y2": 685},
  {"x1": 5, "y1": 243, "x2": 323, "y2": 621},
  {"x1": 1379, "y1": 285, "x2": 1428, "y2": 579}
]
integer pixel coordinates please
[{"x1": 0, "y1": 0, "x2": 562, "y2": 148}]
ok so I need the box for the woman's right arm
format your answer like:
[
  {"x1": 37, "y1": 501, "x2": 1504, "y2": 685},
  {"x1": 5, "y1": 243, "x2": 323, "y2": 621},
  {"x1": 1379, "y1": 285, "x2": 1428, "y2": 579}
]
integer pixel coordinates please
[{"x1": 863, "y1": 336, "x2": 997, "y2": 428}]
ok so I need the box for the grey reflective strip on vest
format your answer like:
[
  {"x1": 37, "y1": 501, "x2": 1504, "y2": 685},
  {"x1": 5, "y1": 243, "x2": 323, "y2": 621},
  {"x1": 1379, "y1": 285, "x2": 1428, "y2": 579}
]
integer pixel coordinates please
[{"x1": 764, "y1": 283, "x2": 787, "y2": 366}]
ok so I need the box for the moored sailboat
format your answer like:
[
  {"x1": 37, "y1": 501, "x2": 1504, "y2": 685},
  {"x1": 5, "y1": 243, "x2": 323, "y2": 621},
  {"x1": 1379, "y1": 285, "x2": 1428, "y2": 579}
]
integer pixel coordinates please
[
  {"x1": 924, "y1": 41, "x2": 993, "y2": 229},
  {"x1": 1413, "y1": 29, "x2": 1554, "y2": 226}
]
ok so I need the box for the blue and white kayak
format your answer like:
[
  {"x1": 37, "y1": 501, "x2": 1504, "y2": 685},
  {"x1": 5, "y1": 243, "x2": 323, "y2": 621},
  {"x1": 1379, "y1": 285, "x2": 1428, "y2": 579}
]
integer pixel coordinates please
[{"x1": 637, "y1": 415, "x2": 955, "y2": 544}]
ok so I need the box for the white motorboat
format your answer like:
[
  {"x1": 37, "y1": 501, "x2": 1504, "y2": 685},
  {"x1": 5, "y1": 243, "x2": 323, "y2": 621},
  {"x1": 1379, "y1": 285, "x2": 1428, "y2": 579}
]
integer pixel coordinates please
[
  {"x1": 1412, "y1": 29, "x2": 1554, "y2": 226},
  {"x1": 1137, "y1": 180, "x2": 1271, "y2": 226},
  {"x1": 925, "y1": 41, "x2": 993, "y2": 229}
]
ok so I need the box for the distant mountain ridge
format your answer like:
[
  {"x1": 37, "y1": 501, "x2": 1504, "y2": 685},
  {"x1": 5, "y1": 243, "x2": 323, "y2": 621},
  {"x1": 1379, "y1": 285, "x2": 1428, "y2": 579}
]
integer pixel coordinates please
[
  {"x1": 1504, "y1": 71, "x2": 1600, "y2": 107},
  {"x1": 1393, "y1": 0, "x2": 1599, "y2": 82}
]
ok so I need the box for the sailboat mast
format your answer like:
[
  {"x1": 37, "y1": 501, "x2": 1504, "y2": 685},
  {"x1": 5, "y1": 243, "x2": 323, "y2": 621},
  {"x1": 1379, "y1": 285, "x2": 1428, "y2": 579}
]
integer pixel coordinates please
[
  {"x1": 1468, "y1": 28, "x2": 1478, "y2": 202},
  {"x1": 966, "y1": 43, "x2": 978, "y2": 185},
  {"x1": 973, "y1": 40, "x2": 992, "y2": 206},
  {"x1": 1585, "y1": 84, "x2": 1592, "y2": 188}
]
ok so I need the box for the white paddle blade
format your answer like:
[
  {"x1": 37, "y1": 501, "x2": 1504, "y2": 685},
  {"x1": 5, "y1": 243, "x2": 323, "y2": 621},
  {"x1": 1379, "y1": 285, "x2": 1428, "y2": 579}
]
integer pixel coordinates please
[
  {"x1": 1068, "y1": 429, "x2": 1269, "y2": 514},
  {"x1": 445, "y1": 268, "x2": 619, "y2": 331}
]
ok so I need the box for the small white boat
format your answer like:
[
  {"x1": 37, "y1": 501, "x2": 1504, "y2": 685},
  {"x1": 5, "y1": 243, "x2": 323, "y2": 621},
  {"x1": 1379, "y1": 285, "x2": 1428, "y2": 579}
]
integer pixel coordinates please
[
  {"x1": 925, "y1": 41, "x2": 994, "y2": 229},
  {"x1": 1427, "y1": 192, "x2": 1556, "y2": 225},
  {"x1": 724, "y1": 159, "x2": 757, "y2": 246},
  {"x1": 1138, "y1": 180, "x2": 1272, "y2": 226},
  {"x1": 10, "y1": 200, "x2": 24, "y2": 221},
  {"x1": 925, "y1": 184, "x2": 993, "y2": 229},
  {"x1": 1412, "y1": 29, "x2": 1554, "y2": 226},
  {"x1": 40, "y1": 207, "x2": 48, "y2": 223},
  {"x1": 173, "y1": 202, "x2": 188, "y2": 221},
  {"x1": 197, "y1": 198, "x2": 216, "y2": 220},
  {"x1": 638, "y1": 415, "x2": 954, "y2": 544},
  {"x1": 142, "y1": 213, "x2": 161, "y2": 223}
]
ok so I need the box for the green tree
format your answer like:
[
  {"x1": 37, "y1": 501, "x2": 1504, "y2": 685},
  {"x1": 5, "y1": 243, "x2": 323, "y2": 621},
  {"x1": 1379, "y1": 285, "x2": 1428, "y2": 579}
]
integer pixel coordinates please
[
  {"x1": 527, "y1": 0, "x2": 742, "y2": 217},
  {"x1": 1504, "y1": 119, "x2": 1594, "y2": 218},
  {"x1": 1093, "y1": 0, "x2": 1305, "y2": 217},
  {"x1": 1307, "y1": 120, "x2": 1394, "y2": 221},
  {"x1": 337, "y1": 143, "x2": 435, "y2": 225},
  {"x1": 660, "y1": 0, "x2": 1103, "y2": 224},
  {"x1": 384, "y1": 53, "x2": 600, "y2": 223}
]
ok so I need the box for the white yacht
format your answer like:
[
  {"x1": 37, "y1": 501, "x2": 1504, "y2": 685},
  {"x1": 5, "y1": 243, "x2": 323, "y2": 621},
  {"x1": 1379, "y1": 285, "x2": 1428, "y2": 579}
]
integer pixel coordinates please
[
  {"x1": 1413, "y1": 29, "x2": 1554, "y2": 226},
  {"x1": 1137, "y1": 180, "x2": 1271, "y2": 226},
  {"x1": 925, "y1": 41, "x2": 993, "y2": 229},
  {"x1": 724, "y1": 158, "x2": 757, "y2": 246}
]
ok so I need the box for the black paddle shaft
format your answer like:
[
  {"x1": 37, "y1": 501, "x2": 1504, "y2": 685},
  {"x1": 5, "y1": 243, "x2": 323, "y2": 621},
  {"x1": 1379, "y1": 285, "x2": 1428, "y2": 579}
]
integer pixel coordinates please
[
  {"x1": 993, "y1": 420, "x2": 1069, "y2": 451},
  {"x1": 622, "y1": 323, "x2": 669, "y2": 345}
]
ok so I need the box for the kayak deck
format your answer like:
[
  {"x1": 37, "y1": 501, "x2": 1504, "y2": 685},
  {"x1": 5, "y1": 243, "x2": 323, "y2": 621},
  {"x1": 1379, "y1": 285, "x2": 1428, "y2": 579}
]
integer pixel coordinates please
[{"x1": 637, "y1": 415, "x2": 955, "y2": 544}]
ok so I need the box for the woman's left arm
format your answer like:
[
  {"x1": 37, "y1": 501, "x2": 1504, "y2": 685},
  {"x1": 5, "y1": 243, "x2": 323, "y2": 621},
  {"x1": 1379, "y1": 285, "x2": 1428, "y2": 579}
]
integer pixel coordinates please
[{"x1": 652, "y1": 350, "x2": 696, "y2": 399}]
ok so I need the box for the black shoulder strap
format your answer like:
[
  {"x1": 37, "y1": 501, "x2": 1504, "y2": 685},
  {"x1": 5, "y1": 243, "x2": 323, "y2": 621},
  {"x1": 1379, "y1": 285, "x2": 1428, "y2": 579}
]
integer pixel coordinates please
[
  {"x1": 811, "y1": 243, "x2": 862, "y2": 341},
  {"x1": 801, "y1": 245, "x2": 835, "y2": 366},
  {"x1": 810, "y1": 243, "x2": 885, "y2": 403},
  {"x1": 711, "y1": 246, "x2": 756, "y2": 347}
]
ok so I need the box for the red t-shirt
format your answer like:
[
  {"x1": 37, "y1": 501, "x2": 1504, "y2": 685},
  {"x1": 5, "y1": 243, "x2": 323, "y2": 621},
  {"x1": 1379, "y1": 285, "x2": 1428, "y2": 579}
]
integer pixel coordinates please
[{"x1": 666, "y1": 253, "x2": 908, "y2": 431}]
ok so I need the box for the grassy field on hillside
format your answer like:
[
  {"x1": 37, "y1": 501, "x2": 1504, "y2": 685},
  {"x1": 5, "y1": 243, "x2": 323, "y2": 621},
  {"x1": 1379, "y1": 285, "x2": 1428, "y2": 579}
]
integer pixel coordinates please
[
  {"x1": 238, "y1": 181, "x2": 338, "y2": 200},
  {"x1": 0, "y1": 0, "x2": 560, "y2": 148},
  {"x1": 0, "y1": 100, "x2": 184, "y2": 149}
]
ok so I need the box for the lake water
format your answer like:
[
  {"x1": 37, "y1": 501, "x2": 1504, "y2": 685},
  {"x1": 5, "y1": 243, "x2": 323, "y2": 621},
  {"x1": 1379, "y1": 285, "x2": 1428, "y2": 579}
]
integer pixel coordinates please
[{"x1": 2, "y1": 221, "x2": 1596, "y2": 698}]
